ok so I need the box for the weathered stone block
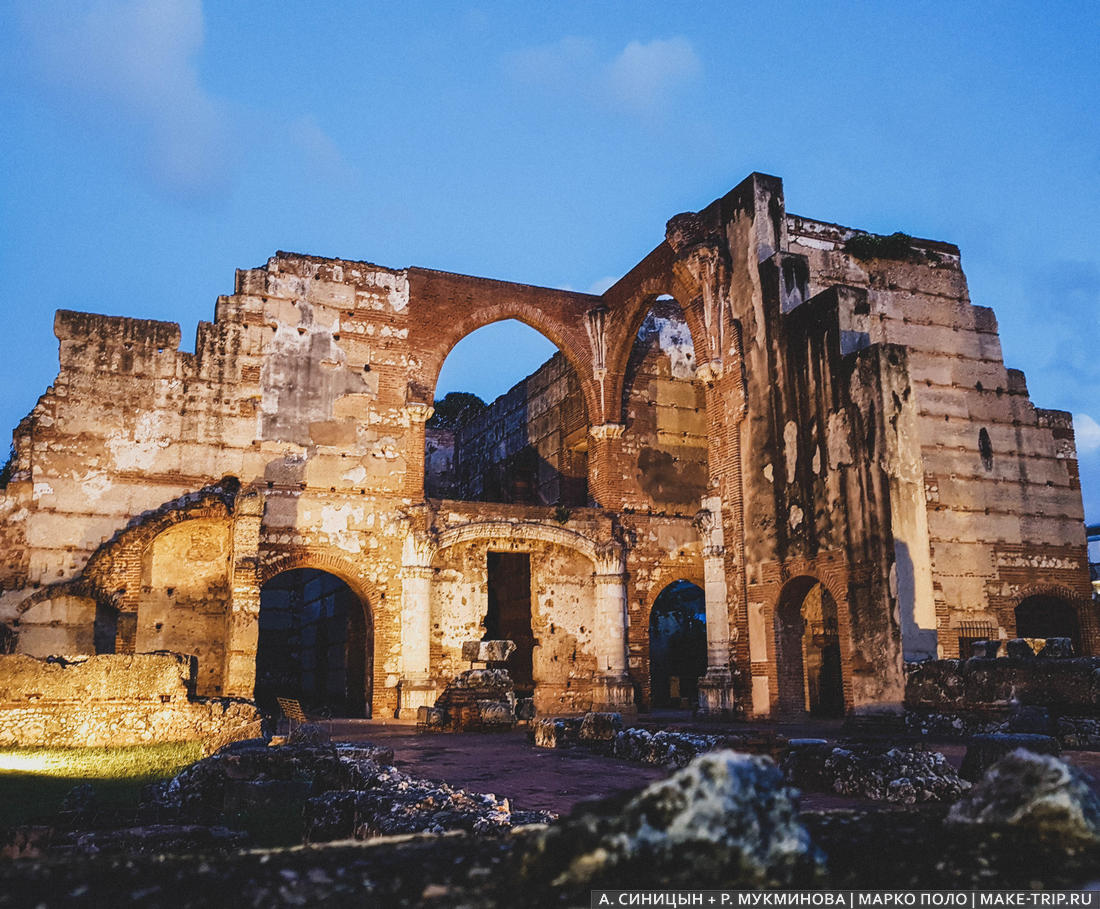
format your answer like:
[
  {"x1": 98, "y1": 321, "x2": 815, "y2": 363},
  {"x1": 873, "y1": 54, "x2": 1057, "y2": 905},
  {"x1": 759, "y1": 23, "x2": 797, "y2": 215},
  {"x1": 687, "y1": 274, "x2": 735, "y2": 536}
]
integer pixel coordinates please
[
  {"x1": 460, "y1": 640, "x2": 516, "y2": 664},
  {"x1": 532, "y1": 716, "x2": 582, "y2": 749},
  {"x1": 1005, "y1": 638, "x2": 1035, "y2": 659},
  {"x1": 1038, "y1": 637, "x2": 1074, "y2": 659},
  {"x1": 948, "y1": 750, "x2": 1100, "y2": 844},
  {"x1": 578, "y1": 711, "x2": 622, "y2": 745}
]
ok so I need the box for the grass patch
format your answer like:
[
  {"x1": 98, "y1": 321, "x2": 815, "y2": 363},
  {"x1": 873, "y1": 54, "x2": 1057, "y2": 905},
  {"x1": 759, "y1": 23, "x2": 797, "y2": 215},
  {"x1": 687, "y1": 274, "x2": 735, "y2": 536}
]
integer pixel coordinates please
[{"x1": 0, "y1": 741, "x2": 202, "y2": 827}]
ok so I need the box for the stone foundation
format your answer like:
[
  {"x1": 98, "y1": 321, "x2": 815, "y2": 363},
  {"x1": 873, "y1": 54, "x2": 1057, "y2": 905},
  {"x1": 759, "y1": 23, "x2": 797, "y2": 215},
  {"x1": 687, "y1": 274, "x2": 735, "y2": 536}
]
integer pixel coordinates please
[{"x1": 0, "y1": 653, "x2": 260, "y2": 748}]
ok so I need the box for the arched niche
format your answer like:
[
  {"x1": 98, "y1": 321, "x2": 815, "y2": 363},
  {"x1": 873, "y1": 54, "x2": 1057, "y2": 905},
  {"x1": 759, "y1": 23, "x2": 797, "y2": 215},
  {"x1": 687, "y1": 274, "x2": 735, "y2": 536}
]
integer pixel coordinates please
[{"x1": 138, "y1": 518, "x2": 232, "y2": 696}]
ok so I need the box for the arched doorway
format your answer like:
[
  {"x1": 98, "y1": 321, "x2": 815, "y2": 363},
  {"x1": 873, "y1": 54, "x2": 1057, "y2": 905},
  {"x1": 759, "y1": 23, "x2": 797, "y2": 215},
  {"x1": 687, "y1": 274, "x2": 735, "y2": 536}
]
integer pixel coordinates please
[
  {"x1": 774, "y1": 577, "x2": 844, "y2": 716},
  {"x1": 256, "y1": 568, "x2": 372, "y2": 717},
  {"x1": 1015, "y1": 594, "x2": 1081, "y2": 654},
  {"x1": 648, "y1": 580, "x2": 707, "y2": 708}
]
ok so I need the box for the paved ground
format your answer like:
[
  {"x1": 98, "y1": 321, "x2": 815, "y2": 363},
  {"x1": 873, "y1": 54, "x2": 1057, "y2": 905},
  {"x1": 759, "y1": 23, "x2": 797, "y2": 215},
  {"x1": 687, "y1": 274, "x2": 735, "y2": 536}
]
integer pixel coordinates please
[
  {"x1": 326, "y1": 714, "x2": 1100, "y2": 816},
  {"x1": 352, "y1": 726, "x2": 666, "y2": 814}
]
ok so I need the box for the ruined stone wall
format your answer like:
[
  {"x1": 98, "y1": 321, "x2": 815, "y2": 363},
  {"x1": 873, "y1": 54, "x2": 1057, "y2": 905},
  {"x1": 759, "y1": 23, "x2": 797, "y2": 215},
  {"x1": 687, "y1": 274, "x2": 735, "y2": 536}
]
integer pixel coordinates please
[
  {"x1": 447, "y1": 353, "x2": 589, "y2": 506},
  {"x1": 0, "y1": 653, "x2": 259, "y2": 747},
  {"x1": 788, "y1": 217, "x2": 1094, "y2": 657},
  {"x1": 436, "y1": 298, "x2": 707, "y2": 516},
  {"x1": 0, "y1": 172, "x2": 1090, "y2": 724},
  {"x1": 617, "y1": 302, "x2": 708, "y2": 514}
]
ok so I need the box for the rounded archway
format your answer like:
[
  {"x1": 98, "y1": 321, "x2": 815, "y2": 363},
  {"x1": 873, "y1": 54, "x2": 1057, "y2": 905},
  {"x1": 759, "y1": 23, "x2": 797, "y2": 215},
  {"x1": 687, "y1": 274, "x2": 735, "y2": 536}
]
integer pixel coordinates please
[
  {"x1": 774, "y1": 577, "x2": 844, "y2": 717},
  {"x1": 255, "y1": 568, "x2": 373, "y2": 717},
  {"x1": 1015, "y1": 594, "x2": 1081, "y2": 654},
  {"x1": 424, "y1": 319, "x2": 590, "y2": 506},
  {"x1": 648, "y1": 580, "x2": 707, "y2": 708}
]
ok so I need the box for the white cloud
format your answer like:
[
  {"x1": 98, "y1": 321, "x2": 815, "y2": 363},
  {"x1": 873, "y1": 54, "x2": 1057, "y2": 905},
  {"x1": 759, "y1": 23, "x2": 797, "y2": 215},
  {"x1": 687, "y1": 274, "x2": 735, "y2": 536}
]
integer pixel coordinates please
[
  {"x1": 506, "y1": 35, "x2": 702, "y2": 119},
  {"x1": 605, "y1": 38, "x2": 702, "y2": 116},
  {"x1": 290, "y1": 115, "x2": 357, "y2": 184},
  {"x1": 1074, "y1": 413, "x2": 1100, "y2": 454},
  {"x1": 18, "y1": 0, "x2": 233, "y2": 199}
]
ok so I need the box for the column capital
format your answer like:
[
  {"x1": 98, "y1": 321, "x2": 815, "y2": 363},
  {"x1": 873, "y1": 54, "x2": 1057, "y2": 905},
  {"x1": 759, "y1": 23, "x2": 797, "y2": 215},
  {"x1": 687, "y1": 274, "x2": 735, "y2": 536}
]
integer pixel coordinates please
[
  {"x1": 589, "y1": 422, "x2": 624, "y2": 441},
  {"x1": 404, "y1": 402, "x2": 435, "y2": 423}
]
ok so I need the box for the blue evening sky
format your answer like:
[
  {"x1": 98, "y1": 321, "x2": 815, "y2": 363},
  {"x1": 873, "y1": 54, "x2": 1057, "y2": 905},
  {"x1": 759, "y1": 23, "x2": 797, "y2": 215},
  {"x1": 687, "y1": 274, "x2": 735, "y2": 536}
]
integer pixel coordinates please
[{"x1": 1, "y1": 1, "x2": 1097, "y2": 522}]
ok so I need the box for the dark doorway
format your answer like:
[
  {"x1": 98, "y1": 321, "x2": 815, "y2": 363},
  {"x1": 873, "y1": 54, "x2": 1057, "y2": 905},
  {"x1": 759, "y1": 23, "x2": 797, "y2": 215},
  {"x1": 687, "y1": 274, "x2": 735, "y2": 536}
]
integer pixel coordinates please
[
  {"x1": 93, "y1": 603, "x2": 118, "y2": 654},
  {"x1": 648, "y1": 580, "x2": 707, "y2": 708},
  {"x1": 1015, "y1": 595, "x2": 1081, "y2": 654},
  {"x1": 775, "y1": 577, "x2": 845, "y2": 717},
  {"x1": 484, "y1": 552, "x2": 535, "y2": 696},
  {"x1": 256, "y1": 569, "x2": 372, "y2": 717}
]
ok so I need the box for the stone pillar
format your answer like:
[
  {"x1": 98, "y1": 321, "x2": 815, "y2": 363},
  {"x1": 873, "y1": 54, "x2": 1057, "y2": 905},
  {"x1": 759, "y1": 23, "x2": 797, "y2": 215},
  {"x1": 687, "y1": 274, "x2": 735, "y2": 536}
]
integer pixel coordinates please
[
  {"x1": 397, "y1": 531, "x2": 437, "y2": 716},
  {"x1": 402, "y1": 402, "x2": 434, "y2": 500},
  {"x1": 587, "y1": 422, "x2": 625, "y2": 510},
  {"x1": 693, "y1": 496, "x2": 738, "y2": 716},
  {"x1": 591, "y1": 544, "x2": 635, "y2": 713},
  {"x1": 224, "y1": 491, "x2": 263, "y2": 698}
]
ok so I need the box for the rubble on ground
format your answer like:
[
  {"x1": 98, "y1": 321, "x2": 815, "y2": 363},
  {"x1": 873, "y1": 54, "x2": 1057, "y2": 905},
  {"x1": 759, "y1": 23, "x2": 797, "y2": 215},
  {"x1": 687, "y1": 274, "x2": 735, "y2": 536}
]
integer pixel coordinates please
[{"x1": 782, "y1": 742, "x2": 969, "y2": 804}]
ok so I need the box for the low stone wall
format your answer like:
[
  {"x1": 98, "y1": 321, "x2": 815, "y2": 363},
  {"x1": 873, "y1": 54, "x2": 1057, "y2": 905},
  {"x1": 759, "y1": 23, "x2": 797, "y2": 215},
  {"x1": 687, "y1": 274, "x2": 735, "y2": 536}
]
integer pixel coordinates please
[
  {"x1": 0, "y1": 653, "x2": 260, "y2": 748},
  {"x1": 905, "y1": 656, "x2": 1100, "y2": 714}
]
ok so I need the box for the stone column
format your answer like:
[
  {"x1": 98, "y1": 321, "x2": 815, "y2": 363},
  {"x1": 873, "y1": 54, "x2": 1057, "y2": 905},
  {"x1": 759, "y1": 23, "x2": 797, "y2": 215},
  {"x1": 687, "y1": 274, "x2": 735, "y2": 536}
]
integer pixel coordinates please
[
  {"x1": 224, "y1": 491, "x2": 263, "y2": 698},
  {"x1": 693, "y1": 496, "x2": 738, "y2": 715},
  {"x1": 591, "y1": 543, "x2": 635, "y2": 713},
  {"x1": 587, "y1": 422, "x2": 625, "y2": 510},
  {"x1": 402, "y1": 402, "x2": 434, "y2": 500},
  {"x1": 397, "y1": 531, "x2": 437, "y2": 716}
]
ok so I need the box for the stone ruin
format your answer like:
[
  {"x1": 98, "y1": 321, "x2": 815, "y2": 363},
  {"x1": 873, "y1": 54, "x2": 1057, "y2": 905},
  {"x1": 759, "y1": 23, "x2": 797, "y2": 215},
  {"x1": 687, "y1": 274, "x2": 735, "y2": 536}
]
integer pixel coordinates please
[{"x1": 0, "y1": 172, "x2": 1094, "y2": 740}]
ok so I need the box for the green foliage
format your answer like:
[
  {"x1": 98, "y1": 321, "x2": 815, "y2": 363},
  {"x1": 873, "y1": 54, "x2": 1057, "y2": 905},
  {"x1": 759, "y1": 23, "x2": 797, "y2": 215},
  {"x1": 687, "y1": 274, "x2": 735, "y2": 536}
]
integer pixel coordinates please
[
  {"x1": 553, "y1": 504, "x2": 571, "y2": 524},
  {"x1": 427, "y1": 391, "x2": 488, "y2": 430},
  {"x1": 0, "y1": 445, "x2": 15, "y2": 487},
  {"x1": 842, "y1": 231, "x2": 915, "y2": 261}
]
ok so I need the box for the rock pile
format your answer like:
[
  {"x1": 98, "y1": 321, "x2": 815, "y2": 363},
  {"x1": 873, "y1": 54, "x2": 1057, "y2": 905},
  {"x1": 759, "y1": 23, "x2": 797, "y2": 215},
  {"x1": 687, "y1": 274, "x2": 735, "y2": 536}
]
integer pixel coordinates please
[
  {"x1": 782, "y1": 743, "x2": 969, "y2": 804},
  {"x1": 141, "y1": 739, "x2": 551, "y2": 844},
  {"x1": 526, "y1": 750, "x2": 823, "y2": 888},
  {"x1": 531, "y1": 713, "x2": 774, "y2": 769},
  {"x1": 948, "y1": 749, "x2": 1100, "y2": 844},
  {"x1": 420, "y1": 668, "x2": 517, "y2": 732},
  {"x1": 303, "y1": 764, "x2": 552, "y2": 841}
]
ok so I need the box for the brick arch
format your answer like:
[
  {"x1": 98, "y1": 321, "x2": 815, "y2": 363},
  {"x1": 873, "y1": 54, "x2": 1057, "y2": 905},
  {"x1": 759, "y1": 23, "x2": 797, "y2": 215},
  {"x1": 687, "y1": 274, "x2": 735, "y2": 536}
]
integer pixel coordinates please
[
  {"x1": 770, "y1": 572, "x2": 851, "y2": 716},
  {"x1": 16, "y1": 578, "x2": 117, "y2": 616},
  {"x1": 259, "y1": 548, "x2": 383, "y2": 611},
  {"x1": 1010, "y1": 582, "x2": 1083, "y2": 606},
  {"x1": 415, "y1": 303, "x2": 600, "y2": 424},
  {"x1": 641, "y1": 571, "x2": 706, "y2": 625},
  {"x1": 598, "y1": 241, "x2": 707, "y2": 421},
  {"x1": 1008, "y1": 583, "x2": 1096, "y2": 656}
]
